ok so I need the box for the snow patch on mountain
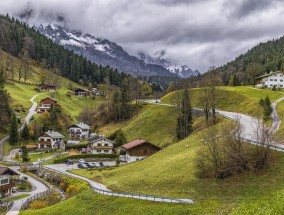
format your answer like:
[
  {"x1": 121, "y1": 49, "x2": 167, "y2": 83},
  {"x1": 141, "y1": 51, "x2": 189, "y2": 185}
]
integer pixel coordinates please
[{"x1": 137, "y1": 50, "x2": 200, "y2": 79}]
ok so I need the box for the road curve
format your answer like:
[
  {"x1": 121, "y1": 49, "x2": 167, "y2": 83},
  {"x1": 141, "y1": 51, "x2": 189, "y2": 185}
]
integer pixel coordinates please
[
  {"x1": 45, "y1": 165, "x2": 193, "y2": 204},
  {"x1": 6, "y1": 167, "x2": 49, "y2": 215},
  {"x1": 0, "y1": 93, "x2": 45, "y2": 159},
  {"x1": 141, "y1": 97, "x2": 284, "y2": 150}
]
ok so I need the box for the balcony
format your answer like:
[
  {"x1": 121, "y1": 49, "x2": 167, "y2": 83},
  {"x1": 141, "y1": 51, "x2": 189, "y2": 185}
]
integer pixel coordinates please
[{"x1": 0, "y1": 183, "x2": 15, "y2": 191}]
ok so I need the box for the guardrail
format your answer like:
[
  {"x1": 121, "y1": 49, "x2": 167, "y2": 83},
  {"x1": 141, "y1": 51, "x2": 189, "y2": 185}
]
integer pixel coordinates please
[
  {"x1": 20, "y1": 190, "x2": 50, "y2": 210},
  {"x1": 43, "y1": 166, "x2": 193, "y2": 204}
]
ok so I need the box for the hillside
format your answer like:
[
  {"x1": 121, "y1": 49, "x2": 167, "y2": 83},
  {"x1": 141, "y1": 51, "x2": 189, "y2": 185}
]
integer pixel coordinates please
[
  {"x1": 72, "y1": 117, "x2": 284, "y2": 214},
  {"x1": 199, "y1": 35, "x2": 284, "y2": 86},
  {"x1": 162, "y1": 86, "x2": 284, "y2": 116}
]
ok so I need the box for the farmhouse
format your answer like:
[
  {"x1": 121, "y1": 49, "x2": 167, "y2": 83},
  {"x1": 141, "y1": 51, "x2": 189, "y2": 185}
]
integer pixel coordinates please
[
  {"x1": 88, "y1": 135, "x2": 114, "y2": 154},
  {"x1": 38, "y1": 131, "x2": 65, "y2": 149},
  {"x1": 255, "y1": 71, "x2": 284, "y2": 88},
  {"x1": 73, "y1": 88, "x2": 91, "y2": 97},
  {"x1": 68, "y1": 123, "x2": 90, "y2": 140},
  {"x1": 38, "y1": 84, "x2": 57, "y2": 91},
  {"x1": 37, "y1": 97, "x2": 58, "y2": 113},
  {"x1": 122, "y1": 138, "x2": 161, "y2": 163},
  {"x1": 0, "y1": 166, "x2": 19, "y2": 198}
]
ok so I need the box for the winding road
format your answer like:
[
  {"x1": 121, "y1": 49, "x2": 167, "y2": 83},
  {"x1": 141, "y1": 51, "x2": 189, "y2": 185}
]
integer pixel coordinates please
[{"x1": 0, "y1": 93, "x2": 44, "y2": 160}]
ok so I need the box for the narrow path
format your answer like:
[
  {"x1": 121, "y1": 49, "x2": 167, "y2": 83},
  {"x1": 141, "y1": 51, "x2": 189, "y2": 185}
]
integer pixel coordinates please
[
  {"x1": 0, "y1": 93, "x2": 45, "y2": 160},
  {"x1": 6, "y1": 167, "x2": 49, "y2": 215},
  {"x1": 45, "y1": 165, "x2": 193, "y2": 204},
  {"x1": 141, "y1": 97, "x2": 284, "y2": 151}
]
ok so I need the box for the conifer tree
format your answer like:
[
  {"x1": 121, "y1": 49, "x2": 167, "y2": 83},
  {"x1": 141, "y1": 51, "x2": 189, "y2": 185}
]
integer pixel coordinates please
[
  {"x1": 115, "y1": 129, "x2": 127, "y2": 146},
  {"x1": 9, "y1": 113, "x2": 19, "y2": 145},
  {"x1": 21, "y1": 123, "x2": 30, "y2": 140},
  {"x1": 176, "y1": 89, "x2": 193, "y2": 140}
]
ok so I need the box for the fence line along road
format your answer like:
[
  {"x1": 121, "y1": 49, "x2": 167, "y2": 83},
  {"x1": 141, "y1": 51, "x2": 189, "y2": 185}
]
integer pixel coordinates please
[{"x1": 44, "y1": 166, "x2": 193, "y2": 204}]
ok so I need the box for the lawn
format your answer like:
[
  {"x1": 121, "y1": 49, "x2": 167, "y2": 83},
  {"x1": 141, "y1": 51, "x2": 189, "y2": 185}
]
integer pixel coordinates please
[
  {"x1": 3, "y1": 194, "x2": 30, "y2": 202},
  {"x1": 71, "y1": 118, "x2": 284, "y2": 214},
  {"x1": 162, "y1": 86, "x2": 284, "y2": 116},
  {"x1": 273, "y1": 100, "x2": 284, "y2": 142}
]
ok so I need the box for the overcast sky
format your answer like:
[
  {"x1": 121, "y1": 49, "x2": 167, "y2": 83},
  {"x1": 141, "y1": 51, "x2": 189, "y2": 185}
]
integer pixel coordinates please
[{"x1": 1, "y1": 0, "x2": 284, "y2": 73}]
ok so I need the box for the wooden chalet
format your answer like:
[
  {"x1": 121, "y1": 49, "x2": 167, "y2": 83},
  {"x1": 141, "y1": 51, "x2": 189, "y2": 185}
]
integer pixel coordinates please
[
  {"x1": 37, "y1": 97, "x2": 58, "y2": 113},
  {"x1": 122, "y1": 138, "x2": 161, "y2": 163},
  {"x1": 73, "y1": 88, "x2": 91, "y2": 97},
  {"x1": 39, "y1": 84, "x2": 57, "y2": 91},
  {"x1": 0, "y1": 166, "x2": 19, "y2": 198}
]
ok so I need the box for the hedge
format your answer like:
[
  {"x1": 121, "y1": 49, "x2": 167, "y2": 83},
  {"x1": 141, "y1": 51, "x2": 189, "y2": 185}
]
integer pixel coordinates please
[
  {"x1": 53, "y1": 154, "x2": 119, "y2": 164},
  {"x1": 65, "y1": 144, "x2": 88, "y2": 151}
]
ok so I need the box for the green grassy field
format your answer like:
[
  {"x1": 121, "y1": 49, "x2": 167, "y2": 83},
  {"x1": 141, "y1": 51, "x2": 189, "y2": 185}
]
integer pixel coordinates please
[
  {"x1": 162, "y1": 86, "x2": 284, "y2": 116},
  {"x1": 71, "y1": 117, "x2": 284, "y2": 214}
]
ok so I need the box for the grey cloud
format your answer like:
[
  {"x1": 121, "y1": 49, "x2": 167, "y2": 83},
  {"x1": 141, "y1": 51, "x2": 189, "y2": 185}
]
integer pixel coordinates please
[{"x1": 0, "y1": 0, "x2": 284, "y2": 73}]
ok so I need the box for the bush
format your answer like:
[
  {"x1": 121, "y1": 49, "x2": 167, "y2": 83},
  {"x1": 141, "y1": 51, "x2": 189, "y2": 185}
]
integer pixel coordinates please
[
  {"x1": 65, "y1": 144, "x2": 88, "y2": 151},
  {"x1": 53, "y1": 154, "x2": 119, "y2": 164},
  {"x1": 29, "y1": 200, "x2": 48, "y2": 209},
  {"x1": 66, "y1": 184, "x2": 79, "y2": 197}
]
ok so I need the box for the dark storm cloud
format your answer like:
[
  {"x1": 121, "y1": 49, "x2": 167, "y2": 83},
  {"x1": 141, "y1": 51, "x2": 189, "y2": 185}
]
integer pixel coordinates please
[{"x1": 0, "y1": 0, "x2": 284, "y2": 72}]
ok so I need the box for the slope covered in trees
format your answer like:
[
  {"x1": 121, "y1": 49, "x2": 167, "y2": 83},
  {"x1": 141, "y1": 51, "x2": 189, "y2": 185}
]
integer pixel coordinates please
[{"x1": 0, "y1": 14, "x2": 134, "y2": 88}]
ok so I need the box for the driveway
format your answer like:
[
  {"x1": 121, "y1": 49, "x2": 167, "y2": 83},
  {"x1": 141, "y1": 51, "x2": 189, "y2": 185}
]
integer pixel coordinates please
[
  {"x1": 0, "y1": 93, "x2": 45, "y2": 160},
  {"x1": 6, "y1": 167, "x2": 49, "y2": 215}
]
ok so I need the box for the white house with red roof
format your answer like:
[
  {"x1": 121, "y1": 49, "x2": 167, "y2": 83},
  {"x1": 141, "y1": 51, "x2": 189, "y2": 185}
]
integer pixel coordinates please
[{"x1": 122, "y1": 138, "x2": 161, "y2": 163}]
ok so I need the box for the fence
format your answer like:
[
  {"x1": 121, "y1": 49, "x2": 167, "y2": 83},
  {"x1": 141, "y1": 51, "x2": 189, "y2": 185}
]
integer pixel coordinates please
[
  {"x1": 43, "y1": 166, "x2": 193, "y2": 204},
  {"x1": 20, "y1": 190, "x2": 50, "y2": 210},
  {"x1": 0, "y1": 201, "x2": 14, "y2": 211}
]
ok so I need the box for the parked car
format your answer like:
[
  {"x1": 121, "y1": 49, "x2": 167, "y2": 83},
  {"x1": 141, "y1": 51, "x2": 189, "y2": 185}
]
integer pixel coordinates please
[
  {"x1": 64, "y1": 159, "x2": 74, "y2": 165},
  {"x1": 87, "y1": 163, "x2": 96, "y2": 168},
  {"x1": 77, "y1": 163, "x2": 88, "y2": 168},
  {"x1": 99, "y1": 162, "x2": 104, "y2": 167},
  {"x1": 90, "y1": 162, "x2": 99, "y2": 167},
  {"x1": 11, "y1": 187, "x2": 16, "y2": 193},
  {"x1": 155, "y1": 100, "x2": 161, "y2": 103},
  {"x1": 78, "y1": 159, "x2": 85, "y2": 163},
  {"x1": 22, "y1": 176, "x2": 28, "y2": 180}
]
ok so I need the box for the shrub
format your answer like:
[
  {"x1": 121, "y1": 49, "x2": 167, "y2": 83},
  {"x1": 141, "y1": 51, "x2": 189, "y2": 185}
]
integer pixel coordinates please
[
  {"x1": 65, "y1": 144, "x2": 88, "y2": 151},
  {"x1": 53, "y1": 154, "x2": 118, "y2": 164},
  {"x1": 29, "y1": 200, "x2": 48, "y2": 209},
  {"x1": 66, "y1": 184, "x2": 79, "y2": 197}
]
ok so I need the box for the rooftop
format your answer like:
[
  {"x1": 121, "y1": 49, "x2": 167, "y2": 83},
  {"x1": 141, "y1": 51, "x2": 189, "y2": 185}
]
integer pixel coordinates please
[
  {"x1": 255, "y1": 71, "x2": 283, "y2": 79},
  {"x1": 43, "y1": 131, "x2": 65, "y2": 138},
  {"x1": 122, "y1": 138, "x2": 161, "y2": 150},
  {"x1": 69, "y1": 123, "x2": 90, "y2": 130}
]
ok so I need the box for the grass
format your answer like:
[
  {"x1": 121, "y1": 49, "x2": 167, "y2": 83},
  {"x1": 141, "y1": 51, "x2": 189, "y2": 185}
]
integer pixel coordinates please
[
  {"x1": 41, "y1": 153, "x2": 69, "y2": 165},
  {"x1": 2, "y1": 194, "x2": 30, "y2": 202},
  {"x1": 70, "y1": 118, "x2": 284, "y2": 214},
  {"x1": 99, "y1": 103, "x2": 178, "y2": 147},
  {"x1": 273, "y1": 100, "x2": 284, "y2": 142},
  {"x1": 162, "y1": 86, "x2": 284, "y2": 116}
]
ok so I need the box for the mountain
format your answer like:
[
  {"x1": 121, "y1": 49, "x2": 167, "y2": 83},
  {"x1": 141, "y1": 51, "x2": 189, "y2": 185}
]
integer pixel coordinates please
[
  {"x1": 137, "y1": 50, "x2": 200, "y2": 78},
  {"x1": 33, "y1": 24, "x2": 176, "y2": 78}
]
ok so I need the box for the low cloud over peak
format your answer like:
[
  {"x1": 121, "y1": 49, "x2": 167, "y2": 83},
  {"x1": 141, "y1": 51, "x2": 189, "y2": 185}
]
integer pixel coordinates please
[{"x1": 1, "y1": 0, "x2": 284, "y2": 73}]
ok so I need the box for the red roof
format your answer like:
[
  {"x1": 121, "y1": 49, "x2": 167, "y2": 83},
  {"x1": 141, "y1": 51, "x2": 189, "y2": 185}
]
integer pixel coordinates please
[{"x1": 122, "y1": 139, "x2": 160, "y2": 150}]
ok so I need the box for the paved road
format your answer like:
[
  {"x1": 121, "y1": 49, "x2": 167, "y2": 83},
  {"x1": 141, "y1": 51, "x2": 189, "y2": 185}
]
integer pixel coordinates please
[
  {"x1": 0, "y1": 93, "x2": 44, "y2": 160},
  {"x1": 45, "y1": 164, "x2": 193, "y2": 204},
  {"x1": 141, "y1": 97, "x2": 284, "y2": 150},
  {"x1": 6, "y1": 167, "x2": 49, "y2": 215}
]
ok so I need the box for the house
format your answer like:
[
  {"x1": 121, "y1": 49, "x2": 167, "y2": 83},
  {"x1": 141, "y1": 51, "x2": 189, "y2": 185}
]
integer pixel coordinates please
[
  {"x1": 0, "y1": 166, "x2": 19, "y2": 198},
  {"x1": 255, "y1": 71, "x2": 284, "y2": 88},
  {"x1": 88, "y1": 135, "x2": 114, "y2": 154},
  {"x1": 122, "y1": 138, "x2": 161, "y2": 163},
  {"x1": 38, "y1": 84, "x2": 57, "y2": 91},
  {"x1": 73, "y1": 88, "x2": 91, "y2": 97},
  {"x1": 68, "y1": 123, "x2": 90, "y2": 140},
  {"x1": 37, "y1": 97, "x2": 58, "y2": 113},
  {"x1": 38, "y1": 131, "x2": 65, "y2": 149}
]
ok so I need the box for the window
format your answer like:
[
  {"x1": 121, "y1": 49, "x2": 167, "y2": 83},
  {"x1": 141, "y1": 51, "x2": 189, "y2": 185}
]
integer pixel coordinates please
[
  {"x1": 270, "y1": 84, "x2": 273, "y2": 86},
  {"x1": 1, "y1": 178, "x2": 9, "y2": 185},
  {"x1": 104, "y1": 150, "x2": 109, "y2": 153},
  {"x1": 97, "y1": 150, "x2": 101, "y2": 153},
  {"x1": 104, "y1": 144, "x2": 108, "y2": 146},
  {"x1": 274, "y1": 79, "x2": 277, "y2": 81},
  {"x1": 281, "y1": 85, "x2": 283, "y2": 87},
  {"x1": 281, "y1": 80, "x2": 283, "y2": 82},
  {"x1": 270, "y1": 79, "x2": 273, "y2": 81},
  {"x1": 97, "y1": 143, "x2": 101, "y2": 146}
]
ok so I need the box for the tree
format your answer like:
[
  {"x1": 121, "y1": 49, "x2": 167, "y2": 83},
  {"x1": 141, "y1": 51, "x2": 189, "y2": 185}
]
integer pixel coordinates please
[
  {"x1": 21, "y1": 146, "x2": 29, "y2": 162},
  {"x1": 21, "y1": 123, "x2": 30, "y2": 140},
  {"x1": 115, "y1": 129, "x2": 127, "y2": 146},
  {"x1": 9, "y1": 113, "x2": 18, "y2": 145},
  {"x1": 176, "y1": 89, "x2": 193, "y2": 140},
  {"x1": 259, "y1": 95, "x2": 272, "y2": 121}
]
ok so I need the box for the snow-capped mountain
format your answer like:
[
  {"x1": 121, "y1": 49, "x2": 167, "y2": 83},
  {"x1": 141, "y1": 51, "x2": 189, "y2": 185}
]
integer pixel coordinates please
[
  {"x1": 137, "y1": 50, "x2": 200, "y2": 79},
  {"x1": 33, "y1": 24, "x2": 175, "y2": 78}
]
